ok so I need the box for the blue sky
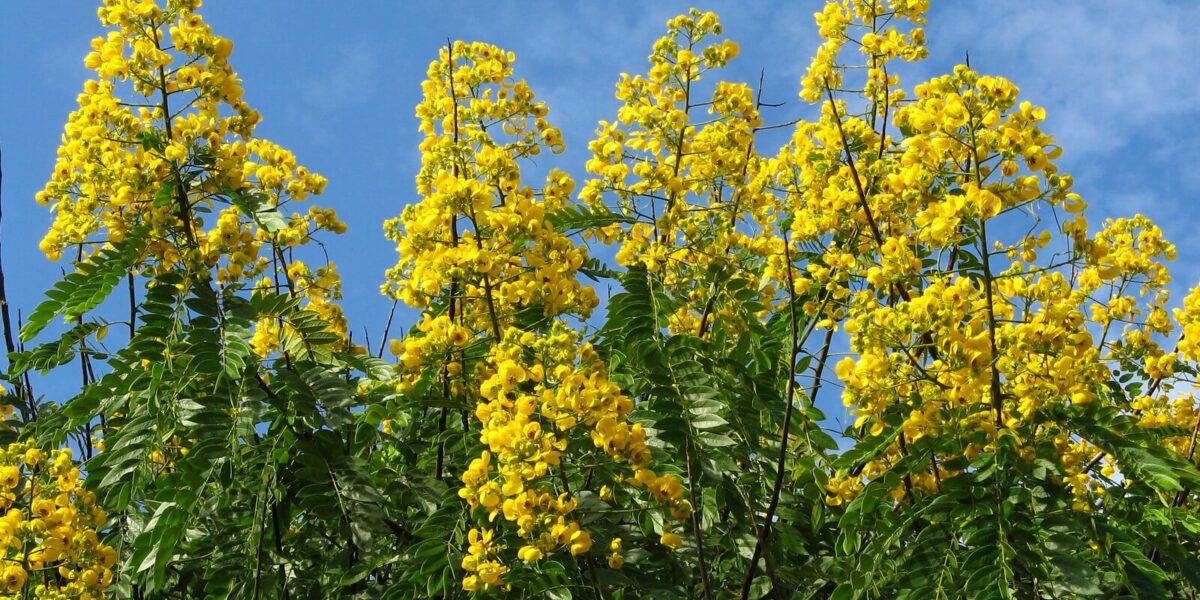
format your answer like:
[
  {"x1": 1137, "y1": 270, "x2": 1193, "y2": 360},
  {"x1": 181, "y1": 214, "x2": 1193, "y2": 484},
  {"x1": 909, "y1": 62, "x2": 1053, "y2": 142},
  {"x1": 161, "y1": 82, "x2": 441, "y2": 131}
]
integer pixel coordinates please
[{"x1": 2, "y1": 1, "x2": 1198, "y2": 423}]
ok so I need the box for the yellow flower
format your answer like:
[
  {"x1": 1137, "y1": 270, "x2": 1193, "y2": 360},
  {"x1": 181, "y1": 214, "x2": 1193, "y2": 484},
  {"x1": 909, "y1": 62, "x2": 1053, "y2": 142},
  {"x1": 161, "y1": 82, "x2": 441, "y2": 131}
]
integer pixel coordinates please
[
  {"x1": 607, "y1": 553, "x2": 625, "y2": 569},
  {"x1": 1, "y1": 565, "x2": 26, "y2": 593},
  {"x1": 0, "y1": 466, "x2": 19, "y2": 489},
  {"x1": 517, "y1": 545, "x2": 543, "y2": 562},
  {"x1": 569, "y1": 529, "x2": 592, "y2": 556}
]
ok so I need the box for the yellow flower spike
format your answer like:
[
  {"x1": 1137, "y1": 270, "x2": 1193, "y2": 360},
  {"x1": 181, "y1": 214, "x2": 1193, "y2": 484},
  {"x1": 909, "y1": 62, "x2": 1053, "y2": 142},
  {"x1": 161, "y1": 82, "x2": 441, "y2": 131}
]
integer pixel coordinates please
[
  {"x1": 391, "y1": 38, "x2": 688, "y2": 592},
  {"x1": 0, "y1": 439, "x2": 113, "y2": 597},
  {"x1": 43, "y1": 0, "x2": 349, "y2": 356}
]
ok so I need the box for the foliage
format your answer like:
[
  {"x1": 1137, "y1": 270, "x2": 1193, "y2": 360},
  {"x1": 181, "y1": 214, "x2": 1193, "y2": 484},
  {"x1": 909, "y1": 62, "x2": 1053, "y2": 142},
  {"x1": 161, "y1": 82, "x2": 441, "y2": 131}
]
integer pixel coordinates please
[{"x1": 2, "y1": 0, "x2": 1198, "y2": 598}]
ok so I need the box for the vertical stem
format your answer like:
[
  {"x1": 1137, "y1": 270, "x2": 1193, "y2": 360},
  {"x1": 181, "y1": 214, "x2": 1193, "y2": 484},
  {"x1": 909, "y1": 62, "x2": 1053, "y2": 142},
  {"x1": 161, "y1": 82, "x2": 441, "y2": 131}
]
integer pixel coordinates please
[
  {"x1": 741, "y1": 237, "x2": 834, "y2": 599},
  {"x1": 696, "y1": 70, "x2": 766, "y2": 339},
  {"x1": 270, "y1": 243, "x2": 297, "y2": 296},
  {"x1": 658, "y1": 40, "x2": 695, "y2": 245},
  {"x1": 271, "y1": 498, "x2": 291, "y2": 599},
  {"x1": 154, "y1": 62, "x2": 197, "y2": 249},
  {"x1": 251, "y1": 486, "x2": 268, "y2": 600},
  {"x1": 0, "y1": 145, "x2": 34, "y2": 420},
  {"x1": 585, "y1": 556, "x2": 605, "y2": 600},
  {"x1": 435, "y1": 405, "x2": 448, "y2": 481},
  {"x1": 375, "y1": 299, "x2": 397, "y2": 358},
  {"x1": 555, "y1": 467, "x2": 605, "y2": 600},
  {"x1": 1170, "y1": 414, "x2": 1200, "y2": 508},
  {"x1": 464, "y1": 201, "x2": 503, "y2": 340},
  {"x1": 76, "y1": 258, "x2": 97, "y2": 460},
  {"x1": 436, "y1": 40, "x2": 466, "y2": 480},
  {"x1": 15, "y1": 310, "x2": 34, "y2": 419},
  {"x1": 966, "y1": 120, "x2": 1005, "y2": 428},
  {"x1": 128, "y1": 273, "x2": 137, "y2": 339},
  {"x1": 979, "y1": 221, "x2": 1004, "y2": 428},
  {"x1": 825, "y1": 84, "x2": 885, "y2": 255},
  {"x1": 683, "y1": 438, "x2": 714, "y2": 600}
]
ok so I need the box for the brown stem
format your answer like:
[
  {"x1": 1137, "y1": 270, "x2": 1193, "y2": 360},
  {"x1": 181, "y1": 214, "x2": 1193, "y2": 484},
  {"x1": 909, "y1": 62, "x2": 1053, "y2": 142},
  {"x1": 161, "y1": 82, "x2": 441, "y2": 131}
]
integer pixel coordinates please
[
  {"x1": 1170, "y1": 412, "x2": 1200, "y2": 508},
  {"x1": 271, "y1": 496, "x2": 291, "y2": 599},
  {"x1": 128, "y1": 273, "x2": 137, "y2": 339},
  {"x1": 966, "y1": 115, "x2": 1005, "y2": 428},
  {"x1": 154, "y1": 61, "x2": 198, "y2": 249},
  {"x1": 697, "y1": 69, "x2": 766, "y2": 339},
  {"x1": 930, "y1": 454, "x2": 943, "y2": 492},
  {"x1": 896, "y1": 433, "x2": 916, "y2": 503},
  {"x1": 375, "y1": 300, "x2": 397, "y2": 359},
  {"x1": 825, "y1": 83, "x2": 886, "y2": 263},
  {"x1": 684, "y1": 438, "x2": 714, "y2": 600},
  {"x1": 467, "y1": 198, "x2": 504, "y2": 341},
  {"x1": 742, "y1": 304, "x2": 835, "y2": 600},
  {"x1": 436, "y1": 40, "x2": 470, "y2": 480},
  {"x1": 658, "y1": 40, "x2": 695, "y2": 245},
  {"x1": 251, "y1": 488, "x2": 269, "y2": 600},
  {"x1": 0, "y1": 149, "x2": 35, "y2": 420}
]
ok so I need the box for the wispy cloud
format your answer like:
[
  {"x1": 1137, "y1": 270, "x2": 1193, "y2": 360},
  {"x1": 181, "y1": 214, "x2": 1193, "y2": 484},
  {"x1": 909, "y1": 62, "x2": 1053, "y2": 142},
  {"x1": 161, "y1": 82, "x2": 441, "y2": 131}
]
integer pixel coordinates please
[
  {"x1": 928, "y1": 1, "x2": 1200, "y2": 286},
  {"x1": 300, "y1": 41, "x2": 381, "y2": 113},
  {"x1": 934, "y1": 1, "x2": 1200, "y2": 159}
]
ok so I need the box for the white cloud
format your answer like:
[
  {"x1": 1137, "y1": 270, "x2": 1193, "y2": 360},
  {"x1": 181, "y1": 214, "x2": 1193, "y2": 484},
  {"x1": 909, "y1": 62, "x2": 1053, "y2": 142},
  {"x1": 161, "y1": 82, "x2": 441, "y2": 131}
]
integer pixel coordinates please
[
  {"x1": 300, "y1": 41, "x2": 380, "y2": 113},
  {"x1": 925, "y1": 0, "x2": 1200, "y2": 291},
  {"x1": 932, "y1": 0, "x2": 1200, "y2": 158}
]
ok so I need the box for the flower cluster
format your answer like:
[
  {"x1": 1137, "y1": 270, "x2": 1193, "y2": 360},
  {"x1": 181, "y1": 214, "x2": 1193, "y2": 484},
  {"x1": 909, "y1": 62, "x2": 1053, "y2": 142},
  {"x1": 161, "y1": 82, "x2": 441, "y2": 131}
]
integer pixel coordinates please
[
  {"x1": 249, "y1": 259, "x2": 349, "y2": 358},
  {"x1": 801, "y1": 0, "x2": 927, "y2": 103},
  {"x1": 458, "y1": 326, "x2": 690, "y2": 590},
  {"x1": 0, "y1": 444, "x2": 116, "y2": 599},
  {"x1": 383, "y1": 41, "x2": 684, "y2": 593},
  {"x1": 582, "y1": 9, "x2": 781, "y2": 338},
  {"x1": 382, "y1": 41, "x2": 595, "y2": 324},
  {"x1": 782, "y1": 0, "x2": 1199, "y2": 512},
  {"x1": 37, "y1": 0, "x2": 350, "y2": 357},
  {"x1": 457, "y1": 340, "x2": 679, "y2": 591}
]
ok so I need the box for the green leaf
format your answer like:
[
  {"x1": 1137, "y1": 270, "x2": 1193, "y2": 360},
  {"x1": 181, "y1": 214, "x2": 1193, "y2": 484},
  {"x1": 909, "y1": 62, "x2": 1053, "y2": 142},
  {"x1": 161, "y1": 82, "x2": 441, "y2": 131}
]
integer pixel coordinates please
[
  {"x1": 1051, "y1": 552, "x2": 1103, "y2": 596},
  {"x1": 545, "y1": 204, "x2": 637, "y2": 231},
  {"x1": 696, "y1": 431, "x2": 737, "y2": 447},
  {"x1": 229, "y1": 189, "x2": 287, "y2": 233},
  {"x1": 20, "y1": 227, "x2": 146, "y2": 342},
  {"x1": 1113, "y1": 540, "x2": 1168, "y2": 585}
]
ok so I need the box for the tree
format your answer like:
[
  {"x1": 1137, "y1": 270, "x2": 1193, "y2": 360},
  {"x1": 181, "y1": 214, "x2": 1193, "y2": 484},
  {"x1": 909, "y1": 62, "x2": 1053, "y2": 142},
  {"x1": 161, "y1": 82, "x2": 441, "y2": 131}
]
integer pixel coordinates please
[{"x1": 4, "y1": 0, "x2": 1198, "y2": 598}]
